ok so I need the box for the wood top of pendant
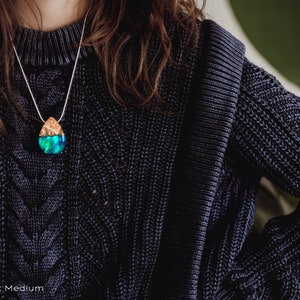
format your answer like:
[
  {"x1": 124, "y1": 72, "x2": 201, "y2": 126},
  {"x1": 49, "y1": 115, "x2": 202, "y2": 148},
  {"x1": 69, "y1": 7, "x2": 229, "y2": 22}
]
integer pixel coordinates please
[
  {"x1": 39, "y1": 117, "x2": 64, "y2": 136},
  {"x1": 38, "y1": 117, "x2": 66, "y2": 155}
]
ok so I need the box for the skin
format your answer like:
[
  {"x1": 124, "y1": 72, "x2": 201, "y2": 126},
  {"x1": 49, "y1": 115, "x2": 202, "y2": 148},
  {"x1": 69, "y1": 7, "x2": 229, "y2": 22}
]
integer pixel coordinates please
[{"x1": 15, "y1": 0, "x2": 88, "y2": 31}]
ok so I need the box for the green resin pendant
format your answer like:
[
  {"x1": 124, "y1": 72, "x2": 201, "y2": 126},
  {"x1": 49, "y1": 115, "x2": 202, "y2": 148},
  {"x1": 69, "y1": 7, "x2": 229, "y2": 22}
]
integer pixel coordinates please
[{"x1": 38, "y1": 117, "x2": 66, "y2": 155}]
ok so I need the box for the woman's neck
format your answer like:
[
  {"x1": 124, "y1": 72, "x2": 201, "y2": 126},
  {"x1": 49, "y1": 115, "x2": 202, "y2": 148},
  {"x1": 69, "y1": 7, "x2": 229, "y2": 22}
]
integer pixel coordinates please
[{"x1": 16, "y1": 0, "x2": 88, "y2": 31}]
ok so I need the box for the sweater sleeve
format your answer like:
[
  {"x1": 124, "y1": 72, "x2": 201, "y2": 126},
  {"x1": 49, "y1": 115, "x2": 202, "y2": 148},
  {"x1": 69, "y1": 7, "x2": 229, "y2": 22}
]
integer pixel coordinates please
[
  {"x1": 217, "y1": 207, "x2": 300, "y2": 299},
  {"x1": 220, "y1": 58, "x2": 300, "y2": 298},
  {"x1": 229, "y1": 58, "x2": 300, "y2": 197}
]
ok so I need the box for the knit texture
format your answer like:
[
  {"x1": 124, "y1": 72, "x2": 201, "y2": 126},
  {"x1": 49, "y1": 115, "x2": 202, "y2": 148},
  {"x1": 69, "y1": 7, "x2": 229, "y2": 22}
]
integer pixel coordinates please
[{"x1": 0, "y1": 18, "x2": 299, "y2": 300}]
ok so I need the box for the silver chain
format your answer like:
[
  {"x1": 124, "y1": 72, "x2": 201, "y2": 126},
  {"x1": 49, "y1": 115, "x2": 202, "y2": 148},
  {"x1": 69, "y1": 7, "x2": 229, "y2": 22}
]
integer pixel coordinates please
[{"x1": 12, "y1": 13, "x2": 88, "y2": 123}]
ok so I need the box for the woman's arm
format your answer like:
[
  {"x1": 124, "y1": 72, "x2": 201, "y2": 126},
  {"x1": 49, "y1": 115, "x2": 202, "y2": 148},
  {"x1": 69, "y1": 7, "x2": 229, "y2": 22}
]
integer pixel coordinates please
[
  {"x1": 220, "y1": 58, "x2": 300, "y2": 298},
  {"x1": 230, "y1": 58, "x2": 300, "y2": 197}
]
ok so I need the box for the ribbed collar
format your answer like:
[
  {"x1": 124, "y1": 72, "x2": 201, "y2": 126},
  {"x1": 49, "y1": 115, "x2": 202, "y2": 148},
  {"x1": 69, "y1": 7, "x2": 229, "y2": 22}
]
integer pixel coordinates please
[{"x1": 15, "y1": 18, "x2": 92, "y2": 66}]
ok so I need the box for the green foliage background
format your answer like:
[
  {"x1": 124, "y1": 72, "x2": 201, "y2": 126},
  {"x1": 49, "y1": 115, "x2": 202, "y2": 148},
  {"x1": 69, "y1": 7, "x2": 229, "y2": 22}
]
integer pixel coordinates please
[{"x1": 230, "y1": 0, "x2": 300, "y2": 86}]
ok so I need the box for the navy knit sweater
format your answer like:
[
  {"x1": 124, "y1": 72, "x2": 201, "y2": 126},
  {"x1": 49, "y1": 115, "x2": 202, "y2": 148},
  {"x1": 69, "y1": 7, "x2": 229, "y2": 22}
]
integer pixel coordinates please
[{"x1": 0, "y1": 18, "x2": 299, "y2": 300}]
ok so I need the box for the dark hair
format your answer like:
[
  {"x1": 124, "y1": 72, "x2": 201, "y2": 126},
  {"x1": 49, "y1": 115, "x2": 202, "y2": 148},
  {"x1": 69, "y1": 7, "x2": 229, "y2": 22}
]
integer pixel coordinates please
[{"x1": 0, "y1": 0, "x2": 205, "y2": 129}]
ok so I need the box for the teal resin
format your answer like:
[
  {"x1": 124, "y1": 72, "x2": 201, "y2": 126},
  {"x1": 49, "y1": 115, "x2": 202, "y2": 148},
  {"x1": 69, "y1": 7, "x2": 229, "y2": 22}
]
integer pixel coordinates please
[{"x1": 38, "y1": 135, "x2": 66, "y2": 155}]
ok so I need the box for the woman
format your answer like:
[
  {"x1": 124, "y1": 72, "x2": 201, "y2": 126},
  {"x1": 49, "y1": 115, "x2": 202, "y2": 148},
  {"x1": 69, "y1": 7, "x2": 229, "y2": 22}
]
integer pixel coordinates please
[{"x1": 0, "y1": 0, "x2": 299, "y2": 299}]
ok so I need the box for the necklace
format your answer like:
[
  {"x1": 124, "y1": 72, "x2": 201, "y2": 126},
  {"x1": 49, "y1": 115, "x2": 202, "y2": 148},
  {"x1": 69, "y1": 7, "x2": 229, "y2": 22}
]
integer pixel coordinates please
[{"x1": 12, "y1": 13, "x2": 88, "y2": 155}]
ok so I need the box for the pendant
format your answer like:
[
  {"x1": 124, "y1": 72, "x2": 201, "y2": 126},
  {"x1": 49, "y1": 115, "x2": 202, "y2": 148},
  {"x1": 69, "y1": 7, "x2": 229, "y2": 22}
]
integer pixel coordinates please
[{"x1": 38, "y1": 117, "x2": 66, "y2": 155}]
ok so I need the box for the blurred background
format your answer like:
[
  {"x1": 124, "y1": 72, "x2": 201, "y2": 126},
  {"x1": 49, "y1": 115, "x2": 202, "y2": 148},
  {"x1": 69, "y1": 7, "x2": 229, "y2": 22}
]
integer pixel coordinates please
[{"x1": 198, "y1": 0, "x2": 300, "y2": 232}]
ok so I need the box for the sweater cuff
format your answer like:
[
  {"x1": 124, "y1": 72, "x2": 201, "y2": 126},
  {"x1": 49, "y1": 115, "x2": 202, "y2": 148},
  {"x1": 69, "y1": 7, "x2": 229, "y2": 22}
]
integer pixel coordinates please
[{"x1": 218, "y1": 203, "x2": 300, "y2": 298}]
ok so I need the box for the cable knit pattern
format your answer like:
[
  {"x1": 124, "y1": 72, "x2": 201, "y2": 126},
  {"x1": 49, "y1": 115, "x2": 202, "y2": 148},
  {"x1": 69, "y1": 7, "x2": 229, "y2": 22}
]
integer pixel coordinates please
[
  {"x1": 0, "y1": 18, "x2": 299, "y2": 300},
  {"x1": 5, "y1": 66, "x2": 71, "y2": 299}
]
